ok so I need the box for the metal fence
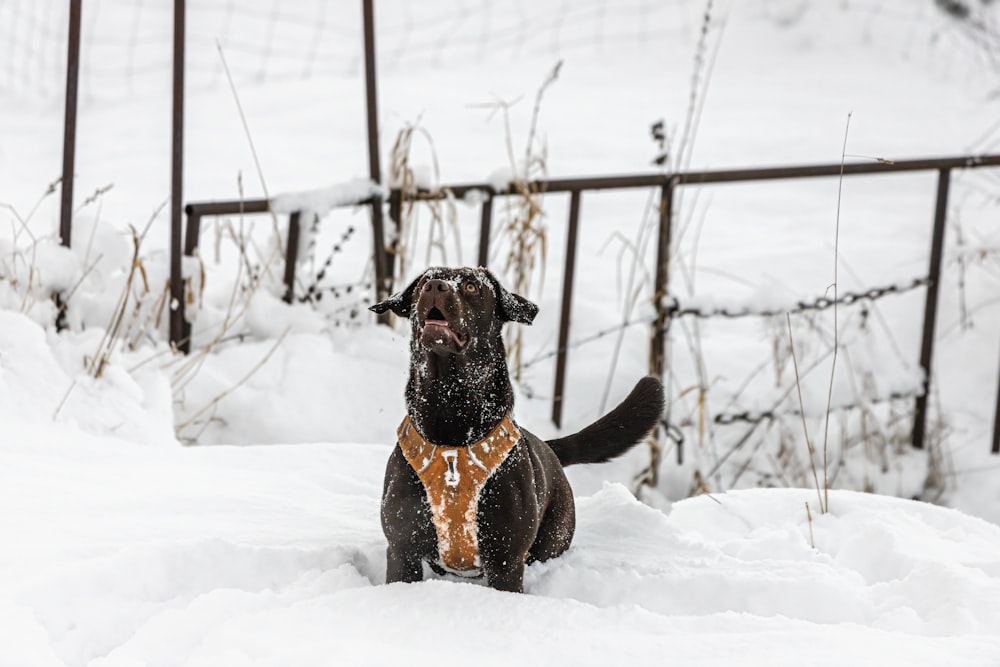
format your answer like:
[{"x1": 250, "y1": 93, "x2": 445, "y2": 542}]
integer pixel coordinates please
[
  {"x1": 180, "y1": 153, "x2": 1000, "y2": 454},
  {"x1": 51, "y1": 0, "x2": 1000, "y2": 454}
]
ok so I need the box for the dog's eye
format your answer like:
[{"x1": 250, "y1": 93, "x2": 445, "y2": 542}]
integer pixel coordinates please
[{"x1": 463, "y1": 282, "x2": 478, "y2": 294}]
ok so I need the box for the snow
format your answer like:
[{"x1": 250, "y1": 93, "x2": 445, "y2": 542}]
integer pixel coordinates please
[
  {"x1": 269, "y1": 179, "x2": 385, "y2": 217},
  {"x1": 1, "y1": 430, "x2": 999, "y2": 665},
  {"x1": 2, "y1": 0, "x2": 1000, "y2": 664},
  {"x1": 487, "y1": 166, "x2": 516, "y2": 192}
]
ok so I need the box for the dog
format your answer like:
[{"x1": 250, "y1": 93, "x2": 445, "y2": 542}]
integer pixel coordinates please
[{"x1": 370, "y1": 266, "x2": 664, "y2": 593}]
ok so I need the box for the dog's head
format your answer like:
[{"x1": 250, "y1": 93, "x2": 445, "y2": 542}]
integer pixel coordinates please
[{"x1": 370, "y1": 267, "x2": 538, "y2": 356}]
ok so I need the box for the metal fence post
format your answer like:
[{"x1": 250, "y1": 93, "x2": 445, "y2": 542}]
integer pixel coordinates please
[
  {"x1": 385, "y1": 189, "x2": 403, "y2": 285},
  {"x1": 552, "y1": 190, "x2": 582, "y2": 428},
  {"x1": 912, "y1": 168, "x2": 951, "y2": 450},
  {"x1": 362, "y1": 0, "x2": 390, "y2": 322},
  {"x1": 169, "y1": 0, "x2": 187, "y2": 352},
  {"x1": 993, "y1": 340, "x2": 1000, "y2": 454},
  {"x1": 649, "y1": 180, "x2": 674, "y2": 379},
  {"x1": 477, "y1": 196, "x2": 494, "y2": 268},
  {"x1": 179, "y1": 208, "x2": 202, "y2": 351},
  {"x1": 59, "y1": 0, "x2": 82, "y2": 249},
  {"x1": 283, "y1": 212, "x2": 302, "y2": 303}
]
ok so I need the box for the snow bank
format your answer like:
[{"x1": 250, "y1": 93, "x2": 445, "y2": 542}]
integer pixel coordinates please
[{"x1": 0, "y1": 312, "x2": 176, "y2": 447}]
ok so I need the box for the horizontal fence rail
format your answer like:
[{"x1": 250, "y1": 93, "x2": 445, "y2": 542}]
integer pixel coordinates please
[{"x1": 177, "y1": 153, "x2": 1000, "y2": 454}]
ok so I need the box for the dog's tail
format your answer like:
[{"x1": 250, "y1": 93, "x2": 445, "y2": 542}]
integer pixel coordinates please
[{"x1": 546, "y1": 376, "x2": 665, "y2": 467}]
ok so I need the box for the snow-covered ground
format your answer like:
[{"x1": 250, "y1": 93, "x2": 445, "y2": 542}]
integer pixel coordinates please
[
  {"x1": 2, "y1": 429, "x2": 999, "y2": 665},
  {"x1": 2, "y1": 0, "x2": 1000, "y2": 664}
]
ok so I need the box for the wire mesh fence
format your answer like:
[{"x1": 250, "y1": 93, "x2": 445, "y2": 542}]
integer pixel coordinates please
[
  {"x1": 4, "y1": 0, "x2": 997, "y2": 104},
  {"x1": 0, "y1": 0, "x2": 692, "y2": 102}
]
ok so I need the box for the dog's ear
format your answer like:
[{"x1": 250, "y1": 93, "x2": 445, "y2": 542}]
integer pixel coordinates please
[
  {"x1": 500, "y1": 289, "x2": 539, "y2": 325},
  {"x1": 369, "y1": 275, "x2": 421, "y2": 318},
  {"x1": 480, "y1": 268, "x2": 538, "y2": 325}
]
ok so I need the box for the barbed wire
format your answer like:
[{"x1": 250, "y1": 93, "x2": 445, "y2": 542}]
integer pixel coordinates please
[
  {"x1": 522, "y1": 314, "x2": 653, "y2": 369},
  {"x1": 666, "y1": 276, "x2": 930, "y2": 320},
  {"x1": 681, "y1": 389, "x2": 922, "y2": 429},
  {"x1": 522, "y1": 274, "x2": 930, "y2": 369}
]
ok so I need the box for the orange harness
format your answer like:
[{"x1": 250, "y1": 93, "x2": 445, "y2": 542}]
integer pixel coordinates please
[{"x1": 396, "y1": 414, "x2": 521, "y2": 574}]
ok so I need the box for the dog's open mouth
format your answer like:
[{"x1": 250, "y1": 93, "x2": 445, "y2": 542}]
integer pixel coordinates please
[{"x1": 421, "y1": 307, "x2": 468, "y2": 348}]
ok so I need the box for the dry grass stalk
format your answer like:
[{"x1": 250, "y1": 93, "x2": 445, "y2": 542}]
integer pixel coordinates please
[
  {"x1": 388, "y1": 121, "x2": 458, "y2": 281},
  {"x1": 175, "y1": 327, "x2": 290, "y2": 437},
  {"x1": 641, "y1": 0, "x2": 724, "y2": 491},
  {"x1": 76, "y1": 183, "x2": 114, "y2": 212},
  {"x1": 86, "y1": 205, "x2": 164, "y2": 378},
  {"x1": 817, "y1": 111, "x2": 854, "y2": 512},
  {"x1": 171, "y1": 207, "x2": 257, "y2": 390},
  {"x1": 805, "y1": 501, "x2": 816, "y2": 548},
  {"x1": 675, "y1": 0, "x2": 722, "y2": 173},
  {"x1": 483, "y1": 62, "x2": 562, "y2": 379},
  {"x1": 168, "y1": 166, "x2": 292, "y2": 440},
  {"x1": 1, "y1": 182, "x2": 58, "y2": 315},
  {"x1": 786, "y1": 313, "x2": 827, "y2": 514},
  {"x1": 216, "y1": 41, "x2": 283, "y2": 256}
]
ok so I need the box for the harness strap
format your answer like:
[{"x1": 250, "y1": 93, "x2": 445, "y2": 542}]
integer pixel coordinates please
[{"x1": 397, "y1": 414, "x2": 521, "y2": 572}]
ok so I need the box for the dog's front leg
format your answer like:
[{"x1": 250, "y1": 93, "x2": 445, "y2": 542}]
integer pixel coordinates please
[
  {"x1": 477, "y1": 447, "x2": 541, "y2": 593},
  {"x1": 481, "y1": 553, "x2": 526, "y2": 593},
  {"x1": 382, "y1": 448, "x2": 435, "y2": 585},
  {"x1": 385, "y1": 546, "x2": 424, "y2": 584}
]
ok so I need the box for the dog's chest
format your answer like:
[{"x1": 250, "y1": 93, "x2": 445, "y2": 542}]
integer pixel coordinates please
[{"x1": 396, "y1": 415, "x2": 521, "y2": 573}]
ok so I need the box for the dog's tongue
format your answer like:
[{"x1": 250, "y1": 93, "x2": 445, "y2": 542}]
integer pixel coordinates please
[{"x1": 424, "y1": 319, "x2": 461, "y2": 344}]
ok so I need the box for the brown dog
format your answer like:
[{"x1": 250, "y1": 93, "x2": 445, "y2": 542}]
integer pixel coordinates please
[{"x1": 371, "y1": 266, "x2": 664, "y2": 592}]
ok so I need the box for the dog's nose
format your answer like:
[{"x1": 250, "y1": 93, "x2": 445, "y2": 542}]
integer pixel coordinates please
[{"x1": 423, "y1": 279, "x2": 452, "y2": 293}]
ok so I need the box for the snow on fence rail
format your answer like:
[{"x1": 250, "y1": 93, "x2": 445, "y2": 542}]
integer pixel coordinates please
[{"x1": 179, "y1": 152, "x2": 1000, "y2": 455}]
